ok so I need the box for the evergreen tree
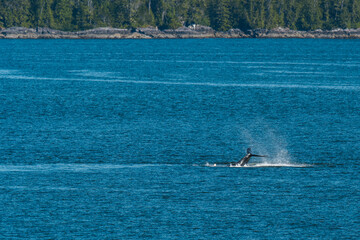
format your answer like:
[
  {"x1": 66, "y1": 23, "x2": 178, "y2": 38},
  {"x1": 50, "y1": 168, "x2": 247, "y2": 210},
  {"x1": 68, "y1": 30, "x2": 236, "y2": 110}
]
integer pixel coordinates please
[
  {"x1": 350, "y1": 0, "x2": 360, "y2": 28},
  {"x1": 296, "y1": 0, "x2": 322, "y2": 30},
  {"x1": 230, "y1": 0, "x2": 250, "y2": 30},
  {"x1": 210, "y1": 0, "x2": 231, "y2": 31},
  {"x1": 32, "y1": 0, "x2": 55, "y2": 28},
  {"x1": 162, "y1": 6, "x2": 181, "y2": 29},
  {"x1": 0, "y1": 1, "x2": 4, "y2": 28},
  {"x1": 53, "y1": 0, "x2": 74, "y2": 30},
  {"x1": 1, "y1": 0, "x2": 33, "y2": 28},
  {"x1": 131, "y1": 0, "x2": 155, "y2": 27},
  {"x1": 1, "y1": 0, "x2": 360, "y2": 31},
  {"x1": 93, "y1": 0, "x2": 111, "y2": 27},
  {"x1": 151, "y1": 0, "x2": 165, "y2": 27},
  {"x1": 283, "y1": 0, "x2": 299, "y2": 29},
  {"x1": 264, "y1": 0, "x2": 285, "y2": 28},
  {"x1": 335, "y1": 0, "x2": 351, "y2": 28},
  {"x1": 244, "y1": 0, "x2": 266, "y2": 29},
  {"x1": 112, "y1": 0, "x2": 130, "y2": 28},
  {"x1": 320, "y1": 0, "x2": 332, "y2": 29},
  {"x1": 310, "y1": 0, "x2": 323, "y2": 29},
  {"x1": 74, "y1": 0, "x2": 94, "y2": 30},
  {"x1": 183, "y1": 0, "x2": 210, "y2": 26}
]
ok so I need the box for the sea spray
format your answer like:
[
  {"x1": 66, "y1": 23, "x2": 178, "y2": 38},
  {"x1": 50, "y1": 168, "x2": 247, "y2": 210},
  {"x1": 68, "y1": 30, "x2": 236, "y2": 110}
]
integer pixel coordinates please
[{"x1": 240, "y1": 121, "x2": 293, "y2": 165}]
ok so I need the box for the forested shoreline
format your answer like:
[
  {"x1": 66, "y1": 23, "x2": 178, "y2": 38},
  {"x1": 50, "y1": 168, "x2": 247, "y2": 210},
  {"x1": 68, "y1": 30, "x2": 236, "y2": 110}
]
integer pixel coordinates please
[{"x1": 1, "y1": 0, "x2": 360, "y2": 32}]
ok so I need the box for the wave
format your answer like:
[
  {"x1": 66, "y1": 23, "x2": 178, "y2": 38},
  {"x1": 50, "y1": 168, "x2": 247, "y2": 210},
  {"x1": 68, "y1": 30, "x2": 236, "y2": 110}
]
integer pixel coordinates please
[
  {"x1": 119, "y1": 59, "x2": 360, "y2": 67},
  {"x1": 0, "y1": 163, "x2": 162, "y2": 172},
  {"x1": 203, "y1": 148, "x2": 309, "y2": 168},
  {"x1": 0, "y1": 162, "x2": 311, "y2": 172},
  {"x1": 0, "y1": 69, "x2": 20, "y2": 76},
  {"x1": 0, "y1": 185, "x2": 79, "y2": 191},
  {"x1": 203, "y1": 162, "x2": 311, "y2": 168},
  {"x1": 262, "y1": 70, "x2": 335, "y2": 75},
  {"x1": 235, "y1": 162, "x2": 310, "y2": 168},
  {"x1": 4, "y1": 74, "x2": 360, "y2": 91},
  {"x1": 68, "y1": 70, "x2": 123, "y2": 78}
]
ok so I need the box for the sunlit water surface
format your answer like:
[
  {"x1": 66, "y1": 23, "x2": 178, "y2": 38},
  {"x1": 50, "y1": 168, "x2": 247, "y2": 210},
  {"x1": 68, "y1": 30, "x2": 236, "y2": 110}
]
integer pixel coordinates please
[{"x1": 0, "y1": 39, "x2": 359, "y2": 239}]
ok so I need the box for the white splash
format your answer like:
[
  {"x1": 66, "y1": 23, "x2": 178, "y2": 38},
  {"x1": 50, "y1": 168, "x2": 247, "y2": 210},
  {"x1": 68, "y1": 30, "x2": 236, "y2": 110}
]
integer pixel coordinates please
[
  {"x1": 272, "y1": 149, "x2": 292, "y2": 164},
  {"x1": 205, "y1": 162, "x2": 217, "y2": 167},
  {"x1": 246, "y1": 163, "x2": 310, "y2": 168},
  {"x1": 204, "y1": 162, "x2": 310, "y2": 168}
]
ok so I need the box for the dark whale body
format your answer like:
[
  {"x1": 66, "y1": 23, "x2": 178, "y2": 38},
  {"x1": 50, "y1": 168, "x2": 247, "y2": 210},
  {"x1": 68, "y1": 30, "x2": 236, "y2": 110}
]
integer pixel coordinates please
[{"x1": 229, "y1": 148, "x2": 267, "y2": 167}]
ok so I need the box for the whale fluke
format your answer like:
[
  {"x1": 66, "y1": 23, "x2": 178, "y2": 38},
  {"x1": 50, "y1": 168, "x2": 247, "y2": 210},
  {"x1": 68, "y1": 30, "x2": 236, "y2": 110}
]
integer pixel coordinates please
[{"x1": 235, "y1": 148, "x2": 268, "y2": 166}]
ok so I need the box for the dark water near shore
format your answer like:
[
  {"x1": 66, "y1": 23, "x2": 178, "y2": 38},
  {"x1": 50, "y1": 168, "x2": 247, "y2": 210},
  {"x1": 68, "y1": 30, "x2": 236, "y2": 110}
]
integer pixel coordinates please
[{"x1": 0, "y1": 39, "x2": 359, "y2": 239}]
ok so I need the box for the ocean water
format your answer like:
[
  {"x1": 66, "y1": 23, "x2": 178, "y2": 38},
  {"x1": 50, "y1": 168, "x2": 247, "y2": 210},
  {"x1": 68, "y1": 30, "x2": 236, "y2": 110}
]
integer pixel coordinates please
[{"x1": 0, "y1": 39, "x2": 359, "y2": 239}]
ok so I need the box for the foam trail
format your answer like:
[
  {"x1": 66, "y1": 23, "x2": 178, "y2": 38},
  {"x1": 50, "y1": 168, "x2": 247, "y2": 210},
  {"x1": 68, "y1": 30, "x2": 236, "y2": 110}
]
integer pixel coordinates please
[
  {"x1": 0, "y1": 186, "x2": 79, "y2": 191},
  {"x1": 241, "y1": 163, "x2": 310, "y2": 168},
  {"x1": 68, "y1": 70, "x2": 119, "y2": 78},
  {"x1": 262, "y1": 70, "x2": 334, "y2": 75},
  {"x1": 119, "y1": 59, "x2": 360, "y2": 67},
  {"x1": 203, "y1": 148, "x2": 310, "y2": 168},
  {"x1": 3, "y1": 75, "x2": 360, "y2": 91},
  {"x1": 0, "y1": 163, "x2": 163, "y2": 173},
  {"x1": 204, "y1": 162, "x2": 220, "y2": 167},
  {"x1": 0, "y1": 69, "x2": 20, "y2": 76},
  {"x1": 203, "y1": 162, "x2": 311, "y2": 168}
]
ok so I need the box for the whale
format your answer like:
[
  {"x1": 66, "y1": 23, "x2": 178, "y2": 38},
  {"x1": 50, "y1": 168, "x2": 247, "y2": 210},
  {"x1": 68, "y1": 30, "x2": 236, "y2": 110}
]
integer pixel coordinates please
[{"x1": 229, "y1": 148, "x2": 268, "y2": 167}]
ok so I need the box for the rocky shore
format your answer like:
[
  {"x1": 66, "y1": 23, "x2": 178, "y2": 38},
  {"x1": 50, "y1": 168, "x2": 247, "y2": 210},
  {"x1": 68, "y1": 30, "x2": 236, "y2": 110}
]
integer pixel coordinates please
[{"x1": 1, "y1": 26, "x2": 360, "y2": 39}]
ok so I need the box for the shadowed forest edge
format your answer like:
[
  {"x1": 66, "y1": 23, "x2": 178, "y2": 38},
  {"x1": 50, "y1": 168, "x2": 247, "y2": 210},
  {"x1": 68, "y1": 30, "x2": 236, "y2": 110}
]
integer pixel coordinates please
[{"x1": 1, "y1": 0, "x2": 360, "y2": 31}]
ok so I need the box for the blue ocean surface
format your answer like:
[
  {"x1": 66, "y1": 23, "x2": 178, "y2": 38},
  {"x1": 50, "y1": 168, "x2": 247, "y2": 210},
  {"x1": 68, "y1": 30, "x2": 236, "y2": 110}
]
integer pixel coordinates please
[{"x1": 0, "y1": 39, "x2": 359, "y2": 239}]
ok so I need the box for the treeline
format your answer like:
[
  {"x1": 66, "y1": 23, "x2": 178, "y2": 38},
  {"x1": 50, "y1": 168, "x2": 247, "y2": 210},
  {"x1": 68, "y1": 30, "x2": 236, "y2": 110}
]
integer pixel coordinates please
[{"x1": 1, "y1": 0, "x2": 360, "y2": 31}]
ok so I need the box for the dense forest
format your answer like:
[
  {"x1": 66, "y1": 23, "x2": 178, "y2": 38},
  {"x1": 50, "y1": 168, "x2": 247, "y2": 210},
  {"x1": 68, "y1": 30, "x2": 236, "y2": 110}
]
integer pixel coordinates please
[{"x1": 1, "y1": 0, "x2": 360, "y2": 31}]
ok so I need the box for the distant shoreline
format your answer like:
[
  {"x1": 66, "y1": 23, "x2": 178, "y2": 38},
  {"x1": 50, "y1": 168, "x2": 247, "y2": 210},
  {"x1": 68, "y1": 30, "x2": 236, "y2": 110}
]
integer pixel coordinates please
[{"x1": 1, "y1": 26, "x2": 360, "y2": 39}]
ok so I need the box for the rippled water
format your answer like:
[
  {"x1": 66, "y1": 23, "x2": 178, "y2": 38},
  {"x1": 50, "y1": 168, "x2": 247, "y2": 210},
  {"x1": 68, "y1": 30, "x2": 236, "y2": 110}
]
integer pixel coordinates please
[{"x1": 0, "y1": 39, "x2": 359, "y2": 239}]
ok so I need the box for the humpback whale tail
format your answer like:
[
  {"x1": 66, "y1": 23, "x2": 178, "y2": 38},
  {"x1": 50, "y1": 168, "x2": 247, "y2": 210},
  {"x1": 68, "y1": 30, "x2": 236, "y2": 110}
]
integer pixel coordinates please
[
  {"x1": 247, "y1": 148, "x2": 252, "y2": 154},
  {"x1": 236, "y1": 148, "x2": 268, "y2": 166}
]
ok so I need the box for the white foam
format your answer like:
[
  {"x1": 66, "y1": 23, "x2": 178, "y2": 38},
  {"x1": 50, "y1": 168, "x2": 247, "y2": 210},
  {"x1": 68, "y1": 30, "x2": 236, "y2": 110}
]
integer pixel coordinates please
[
  {"x1": 0, "y1": 69, "x2": 20, "y2": 76},
  {"x1": 204, "y1": 162, "x2": 310, "y2": 168},
  {"x1": 0, "y1": 163, "x2": 160, "y2": 172},
  {"x1": 4, "y1": 75, "x2": 360, "y2": 91},
  {"x1": 0, "y1": 186, "x2": 79, "y2": 191},
  {"x1": 204, "y1": 148, "x2": 307, "y2": 168},
  {"x1": 119, "y1": 59, "x2": 360, "y2": 67},
  {"x1": 205, "y1": 162, "x2": 219, "y2": 167},
  {"x1": 68, "y1": 70, "x2": 118, "y2": 78},
  {"x1": 262, "y1": 70, "x2": 334, "y2": 75},
  {"x1": 242, "y1": 163, "x2": 310, "y2": 168}
]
